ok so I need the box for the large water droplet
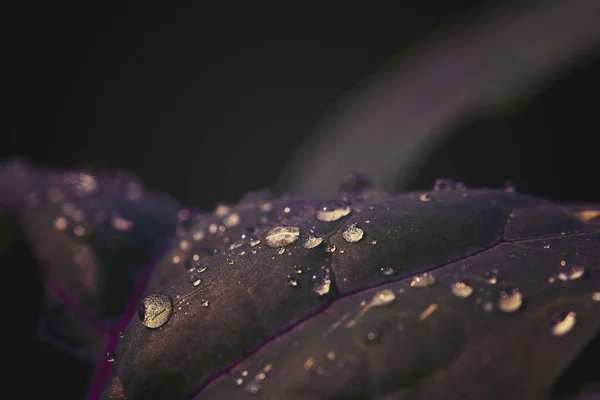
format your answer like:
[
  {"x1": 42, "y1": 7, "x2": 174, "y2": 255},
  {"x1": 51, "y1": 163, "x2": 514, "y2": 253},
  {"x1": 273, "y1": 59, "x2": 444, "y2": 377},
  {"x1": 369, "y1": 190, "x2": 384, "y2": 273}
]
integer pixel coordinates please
[
  {"x1": 556, "y1": 265, "x2": 586, "y2": 281},
  {"x1": 303, "y1": 234, "x2": 324, "y2": 249},
  {"x1": 451, "y1": 281, "x2": 473, "y2": 298},
  {"x1": 410, "y1": 273, "x2": 436, "y2": 287},
  {"x1": 497, "y1": 289, "x2": 523, "y2": 313},
  {"x1": 550, "y1": 312, "x2": 577, "y2": 337},
  {"x1": 316, "y1": 201, "x2": 351, "y2": 222},
  {"x1": 342, "y1": 223, "x2": 364, "y2": 243},
  {"x1": 372, "y1": 289, "x2": 396, "y2": 307},
  {"x1": 138, "y1": 294, "x2": 174, "y2": 329},
  {"x1": 433, "y1": 179, "x2": 466, "y2": 191},
  {"x1": 264, "y1": 225, "x2": 300, "y2": 248}
]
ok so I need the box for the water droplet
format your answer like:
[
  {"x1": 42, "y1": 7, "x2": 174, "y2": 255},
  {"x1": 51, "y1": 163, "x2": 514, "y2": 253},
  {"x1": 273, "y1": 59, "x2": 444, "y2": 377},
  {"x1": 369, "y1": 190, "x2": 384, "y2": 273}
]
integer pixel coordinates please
[
  {"x1": 326, "y1": 350, "x2": 336, "y2": 361},
  {"x1": 304, "y1": 358, "x2": 315, "y2": 370},
  {"x1": 371, "y1": 239, "x2": 377, "y2": 245},
  {"x1": 484, "y1": 270, "x2": 498, "y2": 284},
  {"x1": 379, "y1": 266, "x2": 397, "y2": 277},
  {"x1": 542, "y1": 241, "x2": 551, "y2": 249},
  {"x1": 312, "y1": 270, "x2": 331, "y2": 297},
  {"x1": 287, "y1": 275, "x2": 301, "y2": 289},
  {"x1": 54, "y1": 216, "x2": 68, "y2": 231},
  {"x1": 118, "y1": 331, "x2": 125, "y2": 339},
  {"x1": 419, "y1": 304, "x2": 438, "y2": 320},
  {"x1": 316, "y1": 201, "x2": 351, "y2": 222},
  {"x1": 556, "y1": 265, "x2": 586, "y2": 281},
  {"x1": 504, "y1": 181, "x2": 517, "y2": 192},
  {"x1": 372, "y1": 289, "x2": 396, "y2": 307},
  {"x1": 249, "y1": 238, "x2": 261, "y2": 247},
  {"x1": 339, "y1": 172, "x2": 372, "y2": 192},
  {"x1": 303, "y1": 234, "x2": 324, "y2": 249},
  {"x1": 223, "y1": 212, "x2": 241, "y2": 228},
  {"x1": 264, "y1": 225, "x2": 300, "y2": 248},
  {"x1": 138, "y1": 294, "x2": 173, "y2": 329},
  {"x1": 106, "y1": 352, "x2": 115, "y2": 363},
  {"x1": 214, "y1": 204, "x2": 231, "y2": 218},
  {"x1": 419, "y1": 193, "x2": 432, "y2": 202},
  {"x1": 294, "y1": 265, "x2": 304, "y2": 275},
  {"x1": 201, "y1": 299, "x2": 210, "y2": 308},
  {"x1": 591, "y1": 292, "x2": 600, "y2": 301},
  {"x1": 550, "y1": 312, "x2": 577, "y2": 337},
  {"x1": 342, "y1": 223, "x2": 364, "y2": 243},
  {"x1": 190, "y1": 275, "x2": 202, "y2": 287},
  {"x1": 364, "y1": 328, "x2": 382, "y2": 345},
  {"x1": 497, "y1": 289, "x2": 523, "y2": 313},
  {"x1": 325, "y1": 243, "x2": 336, "y2": 253},
  {"x1": 277, "y1": 248, "x2": 286, "y2": 255},
  {"x1": 451, "y1": 281, "x2": 473, "y2": 298},
  {"x1": 192, "y1": 231, "x2": 205, "y2": 241},
  {"x1": 433, "y1": 179, "x2": 466, "y2": 191},
  {"x1": 410, "y1": 273, "x2": 436, "y2": 287}
]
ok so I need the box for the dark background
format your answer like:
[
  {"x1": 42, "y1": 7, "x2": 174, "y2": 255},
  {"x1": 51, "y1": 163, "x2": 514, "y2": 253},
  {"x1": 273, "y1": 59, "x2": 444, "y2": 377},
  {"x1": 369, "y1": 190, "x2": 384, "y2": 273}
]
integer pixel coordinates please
[{"x1": 3, "y1": 2, "x2": 600, "y2": 399}]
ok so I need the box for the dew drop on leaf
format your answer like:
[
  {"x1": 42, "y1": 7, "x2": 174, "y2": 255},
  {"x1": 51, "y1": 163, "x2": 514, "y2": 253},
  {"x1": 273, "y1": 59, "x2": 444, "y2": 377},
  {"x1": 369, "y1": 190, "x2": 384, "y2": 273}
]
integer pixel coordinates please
[
  {"x1": 138, "y1": 293, "x2": 173, "y2": 329},
  {"x1": 550, "y1": 312, "x2": 577, "y2": 337},
  {"x1": 410, "y1": 273, "x2": 436, "y2": 287},
  {"x1": 316, "y1": 201, "x2": 351, "y2": 222},
  {"x1": 264, "y1": 225, "x2": 300, "y2": 248},
  {"x1": 556, "y1": 265, "x2": 586, "y2": 281},
  {"x1": 303, "y1": 234, "x2": 324, "y2": 249},
  {"x1": 201, "y1": 299, "x2": 210, "y2": 308},
  {"x1": 451, "y1": 281, "x2": 473, "y2": 298},
  {"x1": 372, "y1": 289, "x2": 396, "y2": 307},
  {"x1": 497, "y1": 289, "x2": 523, "y2": 313},
  {"x1": 342, "y1": 223, "x2": 364, "y2": 243}
]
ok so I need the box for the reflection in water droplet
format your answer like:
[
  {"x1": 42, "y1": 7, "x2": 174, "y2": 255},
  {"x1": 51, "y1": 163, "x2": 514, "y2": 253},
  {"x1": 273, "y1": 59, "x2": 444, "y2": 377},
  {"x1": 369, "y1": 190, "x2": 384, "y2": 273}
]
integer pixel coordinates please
[
  {"x1": 316, "y1": 201, "x2": 351, "y2": 222},
  {"x1": 497, "y1": 289, "x2": 523, "y2": 313},
  {"x1": 372, "y1": 289, "x2": 396, "y2": 306},
  {"x1": 380, "y1": 266, "x2": 397, "y2": 277},
  {"x1": 264, "y1": 226, "x2": 300, "y2": 248},
  {"x1": 550, "y1": 312, "x2": 577, "y2": 337},
  {"x1": 303, "y1": 234, "x2": 324, "y2": 249},
  {"x1": 138, "y1": 294, "x2": 174, "y2": 329},
  {"x1": 342, "y1": 223, "x2": 364, "y2": 243},
  {"x1": 410, "y1": 273, "x2": 436, "y2": 287},
  {"x1": 287, "y1": 275, "x2": 301, "y2": 289},
  {"x1": 556, "y1": 265, "x2": 586, "y2": 281},
  {"x1": 451, "y1": 281, "x2": 473, "y2": 298}
]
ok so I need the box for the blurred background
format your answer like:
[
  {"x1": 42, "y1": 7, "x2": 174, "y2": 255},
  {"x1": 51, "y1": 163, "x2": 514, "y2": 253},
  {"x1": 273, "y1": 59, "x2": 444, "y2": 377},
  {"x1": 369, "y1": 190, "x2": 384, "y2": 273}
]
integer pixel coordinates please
[{"x1": 3, "y1": 1, "x2": 600, "y2": 398}]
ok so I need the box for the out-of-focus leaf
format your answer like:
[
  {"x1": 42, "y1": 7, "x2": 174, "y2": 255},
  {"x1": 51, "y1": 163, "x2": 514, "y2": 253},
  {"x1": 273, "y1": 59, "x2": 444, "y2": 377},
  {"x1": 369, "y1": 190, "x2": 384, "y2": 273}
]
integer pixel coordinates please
[
  {"x1": 101, "y1": 183, "x2": 600, "y2": 399},
  {"x1": 279, "y1": 0, "x2": 600, "y2": 196}
]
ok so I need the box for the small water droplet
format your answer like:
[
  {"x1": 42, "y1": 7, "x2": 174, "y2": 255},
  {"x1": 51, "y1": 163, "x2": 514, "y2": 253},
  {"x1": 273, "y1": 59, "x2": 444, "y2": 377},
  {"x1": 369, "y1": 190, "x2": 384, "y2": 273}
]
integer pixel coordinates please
[
  {"x1": 497, "y1": 289, "x2": 523, "y2": 313},
  {"x1": 303, "y1": 234, "x2": 324, "y2": 249},
  {"x1": 277, "y1": 247, "x2": 286, "y2": 255},
  {"x1": 325, "y1": 243, "x2": 336, "y2": 253},
  {"x1": 451, "y1": 281, "x2": 473, "y2": 298},
  {"x1": 138, "y1": 293, "x2": 173, "y2": 329},
  {"x1": 379, "y1": 266, "x2": 397, "y2": 277},
  {"x1": 106, "y1": 352, "x2": 115, "y2": 363},
  {"x1": 312, "y1": 270, "x2": 331, "y2": 297},
  {"x1": 371, "y1": 239, "x2": 377, "y2": 245},
  {"x1": 364, "y1": 329, "x2": 382, "y2": 345},
  {"x1": 550, "y1": 311, "x2": 577, "y2": 337},
  {"x1": 264, "y1": 225, "x2": 300, "y2": 248},
  {"x1": 556, "y1": 265, "x2": 586, "y2": 281},
  {"x1": 287, "y1": 275, "x2": 301, "y2": 289},
  {"x1": 342, "y1": 223, "x2": 364, "y2": 243},
  {"x1": 372, "y1": 289, "x2": 396, "y2": 307},
  {"x1": 118, "y1": 331, "x2": 125, "y2": 339},
  {"x1": 542, "y1": 241, "x2": 551, "y2": 249},
  {"x1": 433, "y1": 179, "x2": 466, "y2": 191},
  {"x1": 294, "y1": 265, "x2": 304, "y2": 275},
  {"x1": 223, "y1": 212, "x2": 241, "y2": 228},
  {"x1": 504, "y1": 181, "x2": 517, "y2": 192},
  {"x1": 201, "y1": 299, "x2": 210, "y2": 308},
  {"x1": 410, "y1": 273, "x2": 436, "y2": 287},
  {"x1": 484, "y1": 270, "x2": 498, "y2": 284},
  {"x1": 190, "y1": 275, "x2": 202, "y2": 287},
  {"x1": 316, "y1": 201, "x2": 351, "y2": 222}
]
